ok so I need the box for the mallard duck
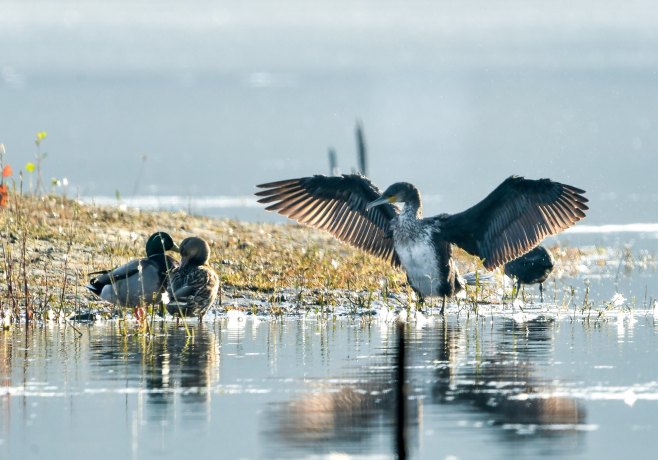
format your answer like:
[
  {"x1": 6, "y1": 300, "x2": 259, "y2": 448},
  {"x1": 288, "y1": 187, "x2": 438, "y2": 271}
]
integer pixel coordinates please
[
  {"x1": 504, "y1": 245, "x2": 555, "y2": 302},
  {"x1": 86, "y1": 231, "x2": 179, "y2": 308},
  {"x1": 165, "y1": 236, "x2": 219, "y2": 318},
  {"x1": 256, "y1": 174, "x2": 588, "y2": 314}
]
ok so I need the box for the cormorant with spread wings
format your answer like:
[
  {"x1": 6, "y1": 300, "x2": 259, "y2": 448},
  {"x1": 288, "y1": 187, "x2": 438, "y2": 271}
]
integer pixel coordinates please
[{"x1": 256, "y1": 174, "x2": 588, "y2": 314}]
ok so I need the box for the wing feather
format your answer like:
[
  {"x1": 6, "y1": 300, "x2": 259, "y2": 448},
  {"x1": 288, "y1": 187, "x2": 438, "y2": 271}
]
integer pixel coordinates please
[
  {"x1": 256, "y1": 174, "x2": 399, "y2": 265},
  {"x1": 436, "y1": 176, "x2": 588, "y2": 269}
]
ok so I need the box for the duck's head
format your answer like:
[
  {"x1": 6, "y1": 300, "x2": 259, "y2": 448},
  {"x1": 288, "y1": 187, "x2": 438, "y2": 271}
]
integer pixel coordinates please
[
  {"x1": 179, "y1": 236, "x2": 211, "y2": 268},
  {"x1": 366, "y1": 182, "x2": 422, "y2": 214},
  {"x1": 145, "y1": 232, "x2": 179, "y2": 257}
]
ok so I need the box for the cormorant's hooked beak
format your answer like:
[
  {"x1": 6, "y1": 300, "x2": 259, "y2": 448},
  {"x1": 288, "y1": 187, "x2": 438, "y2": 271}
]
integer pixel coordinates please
[
  {"x1": 170, "y1": 242, "x2": 180, "y2": 253},
  {"x1": 366, "y1": 195, "x2": 396, "y2": 211}
]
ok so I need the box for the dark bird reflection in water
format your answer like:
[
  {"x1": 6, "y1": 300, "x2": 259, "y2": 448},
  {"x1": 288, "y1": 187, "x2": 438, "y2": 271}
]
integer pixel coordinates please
[
  {"x1": 264, "y1": 331, "x2": 420, "y2": 457},
  {"x1": 89, "y1": 323, "x2": 219, "y2": 417},
  {"x1": 266, "y1": 318, "x2": 586, "y2": 458},
  {"x1": 431, "y1": 319, "x2": 586, "y2": 438},
  {"x1": 145, "y1": 324, "x2": 219, "y2": 408}
]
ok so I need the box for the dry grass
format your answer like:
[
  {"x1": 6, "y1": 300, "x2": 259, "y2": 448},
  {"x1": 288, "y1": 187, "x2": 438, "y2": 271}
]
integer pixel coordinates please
[
  {"x1": 1, "y1": 194, "x2": 653, "y2": 325},
  {"x1": 0, "y1": 194, "x2": 415, "y2": 322}
]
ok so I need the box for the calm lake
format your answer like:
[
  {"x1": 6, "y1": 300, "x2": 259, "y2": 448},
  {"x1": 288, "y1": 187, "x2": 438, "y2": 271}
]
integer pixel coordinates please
[{"x1": 2, "y1": 307, "x2": 658, "y2": 460}]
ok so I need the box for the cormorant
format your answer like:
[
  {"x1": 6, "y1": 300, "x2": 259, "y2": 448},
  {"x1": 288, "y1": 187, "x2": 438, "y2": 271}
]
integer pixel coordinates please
[
  {"x1": 256, "y1": 174, "x2": 588, "y2": 314},
  {"x1": 165, "y1": 236, "x2": 220, "y2": 319},
  {"x1": 86, "y1": 232, "x2": 179, "y2": 308},
  {"x1": 504, "y1": 245, "x2": 555, "y2": 302}
]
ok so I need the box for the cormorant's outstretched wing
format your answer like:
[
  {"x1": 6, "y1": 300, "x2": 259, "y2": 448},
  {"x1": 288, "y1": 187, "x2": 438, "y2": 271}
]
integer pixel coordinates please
[
  {"x1": 256, "y1": 174, "x2": 400, "y2": 266},
  {"x1": 436, "y1": 176, "x2": 588, "y2": 270}
]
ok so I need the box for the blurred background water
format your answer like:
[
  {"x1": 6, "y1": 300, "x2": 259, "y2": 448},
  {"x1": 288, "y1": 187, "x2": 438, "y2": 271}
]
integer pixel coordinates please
[{"x1": 2, "y1": 0, "x2": 658, "y2": 224}]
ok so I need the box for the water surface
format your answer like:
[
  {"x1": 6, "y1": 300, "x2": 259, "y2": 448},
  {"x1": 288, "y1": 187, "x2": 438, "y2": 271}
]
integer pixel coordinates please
[{"x1": 2, "y1": 310, "x2": 658, "y2": 459}]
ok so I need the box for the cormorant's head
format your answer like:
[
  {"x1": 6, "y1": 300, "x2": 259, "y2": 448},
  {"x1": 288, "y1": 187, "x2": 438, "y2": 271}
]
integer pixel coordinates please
[{"x1": 366, "y1": 182, "x2": 421, "y2": 212}]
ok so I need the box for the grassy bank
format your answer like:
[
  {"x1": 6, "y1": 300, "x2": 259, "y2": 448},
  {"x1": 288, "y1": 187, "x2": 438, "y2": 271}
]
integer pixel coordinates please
[
  {"x1": 0, "y1": 194, "x2": 415, "y2": 323},
  {"x1": 0, "y1": 194, "x2": 653, "y2": 325}
]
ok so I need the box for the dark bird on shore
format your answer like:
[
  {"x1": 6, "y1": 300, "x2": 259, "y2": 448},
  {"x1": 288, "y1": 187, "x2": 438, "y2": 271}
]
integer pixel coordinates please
[
  {"x1": 256, "y1": 174, "x2": 588, "y2": 314},
  {"x1": 165, "y1": 236, "x2": 219, "y2": 319},
  {"x1": 86, "y1": 232, "x2": 179, "y2": 308},
  {"x1": 504, "y1": 245, "x2": 555, "y2": 302}
]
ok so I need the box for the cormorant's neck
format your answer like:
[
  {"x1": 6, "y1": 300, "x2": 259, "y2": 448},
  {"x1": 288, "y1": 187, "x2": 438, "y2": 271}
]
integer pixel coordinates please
[{"x1": 400, "y1": 193, "x2": 422, "y2": 220}]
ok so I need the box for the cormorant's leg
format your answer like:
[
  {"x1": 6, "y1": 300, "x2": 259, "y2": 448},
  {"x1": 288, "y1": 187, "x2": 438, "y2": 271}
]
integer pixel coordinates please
[
  {"x1": 417, "y1": 294, "x2": 425, "y2": 313},
  {"x1": 514, "y1": 280, "x2": 521, "y2": 299},
  {"x1": 539, "y1": 283, "x2": 544, "y2": 302},
  {"x1": 439, "y1": 296, "x2": 446, "y2": 316}
]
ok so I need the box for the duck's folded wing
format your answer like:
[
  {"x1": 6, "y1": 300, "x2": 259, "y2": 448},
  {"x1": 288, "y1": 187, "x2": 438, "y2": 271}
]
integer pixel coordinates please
[
  {"x1": 436, "y1": 176, "x2": 588, "y2": 269},
  {"x1": 86, "y1": 259, "x2": 145, "y2": 295},
  {"x1": 256, "y1": 174, "x2": 400, "y2": 266},
  {"x1": 90, "y1": 259, "x2": 145, "y2": 284},
  {"x1": 171, "y1": 286, "x2": 195, "y2": 299}
]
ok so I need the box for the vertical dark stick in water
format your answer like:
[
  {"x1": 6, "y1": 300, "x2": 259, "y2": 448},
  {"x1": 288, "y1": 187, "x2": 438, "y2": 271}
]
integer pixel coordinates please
[
  {"x1": 396, "y1": 322, "x2": 407, "y2": 460},
  {"x1": 356, "y1": 120, "x2": 367, "y2": 176},
  {"x1": 132, "y1": 154, "x2": 148, "y2": 197},
  {"x1": 328, "y1": 147, "x2": 338, "y2": 176}
]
